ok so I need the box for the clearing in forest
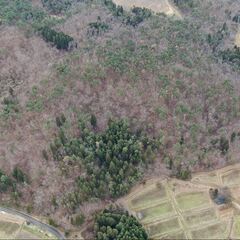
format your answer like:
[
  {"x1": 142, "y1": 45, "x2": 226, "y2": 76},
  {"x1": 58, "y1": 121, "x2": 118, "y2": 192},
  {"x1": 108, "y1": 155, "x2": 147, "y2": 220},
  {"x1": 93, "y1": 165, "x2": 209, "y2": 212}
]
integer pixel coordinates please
[
  {"x1": 121, "y1": 164, "x2": 240, "y2": 239},
  {"x1": 112, "y1": 0, "x2": 182, "y2": 18}
]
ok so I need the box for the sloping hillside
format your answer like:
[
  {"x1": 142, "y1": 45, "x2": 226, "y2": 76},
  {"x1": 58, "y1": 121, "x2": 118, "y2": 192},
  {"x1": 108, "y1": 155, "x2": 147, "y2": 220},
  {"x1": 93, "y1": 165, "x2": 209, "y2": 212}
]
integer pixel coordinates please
[{"x1": 0, "y1": 0, "x2": 240, "y2": 237}]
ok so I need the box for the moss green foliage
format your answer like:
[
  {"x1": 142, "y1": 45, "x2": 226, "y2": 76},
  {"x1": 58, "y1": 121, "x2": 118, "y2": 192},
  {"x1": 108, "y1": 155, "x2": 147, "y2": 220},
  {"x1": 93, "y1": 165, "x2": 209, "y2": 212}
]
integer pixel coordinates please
[
  {"x1": 94, "y1": 205, "x2": 148, "y2": 240},
  {"x1": 41, "y1": 26, "x2": 74, "y2": 50}
]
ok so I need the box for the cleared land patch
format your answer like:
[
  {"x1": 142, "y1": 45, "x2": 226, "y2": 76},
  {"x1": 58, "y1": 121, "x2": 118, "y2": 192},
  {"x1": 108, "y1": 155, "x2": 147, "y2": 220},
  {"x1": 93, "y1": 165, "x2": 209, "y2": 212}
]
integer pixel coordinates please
[
  {"x1": 129, "y1": 183, "x2": 167, "y2": 209},
  {"x1": 176, "y1": 192, "x2": 210, "y2": 211},
  {"x1": 137, "y1": 200, "x2": 174, "y2": 223},
  {"x1": 191, "y1": 172, "x2": 219, "y2": 186},
  {"x1": 232, "y1": 215, "x2": 240, "y2": 238},
  {"x1": 183, "y1": 207, "x2": 217, "y2": 227},
  {"x1": 221, "y1": 169, "x2": 240, "y2": 186},
  {"x1": 0, "y1": 221, "x2": 20, "y2": 238},
  {"x1": 112, "y1": 0, "x2": 182, "y2": 18},
  {"x1": 191, "y1": 221, "x2": 229, "y2": 239},
  {"x1": 147, "y1": 217, "x2": 181, "y2": 237}
]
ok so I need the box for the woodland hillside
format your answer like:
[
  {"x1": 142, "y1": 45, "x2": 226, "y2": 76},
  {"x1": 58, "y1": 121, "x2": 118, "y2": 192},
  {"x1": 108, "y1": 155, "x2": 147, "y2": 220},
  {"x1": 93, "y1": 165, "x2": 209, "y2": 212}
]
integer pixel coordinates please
[{"x1": 0, "y1": 0, "x2": 240, "y2": 237}]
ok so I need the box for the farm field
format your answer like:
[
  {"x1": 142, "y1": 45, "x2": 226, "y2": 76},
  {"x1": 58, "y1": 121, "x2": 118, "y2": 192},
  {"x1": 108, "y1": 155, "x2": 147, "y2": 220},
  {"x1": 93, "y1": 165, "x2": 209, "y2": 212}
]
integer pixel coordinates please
[
  {"x1": 121, "y1": 164, "x2": 240, "y2": 239},
  {"x1": 0, "y1": 211, "x2": 57, "y2": 239},
  {"x1": 112, "y1": 0, "x2": 182, "y2": 18}
]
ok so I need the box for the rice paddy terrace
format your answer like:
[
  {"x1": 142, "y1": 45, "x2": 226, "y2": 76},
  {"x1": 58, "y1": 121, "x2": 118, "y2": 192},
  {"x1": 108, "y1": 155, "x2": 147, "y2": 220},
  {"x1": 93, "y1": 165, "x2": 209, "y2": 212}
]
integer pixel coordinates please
[{"x1": 121, "y1": 164, "x2": 240, "y2": 239}]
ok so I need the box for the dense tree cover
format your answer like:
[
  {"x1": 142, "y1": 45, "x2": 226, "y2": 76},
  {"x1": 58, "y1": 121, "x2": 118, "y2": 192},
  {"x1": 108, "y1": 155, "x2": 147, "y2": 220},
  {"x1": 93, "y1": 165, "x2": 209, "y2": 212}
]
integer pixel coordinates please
[
  {"x1": 41, "y1": 0, "x2": 72, "y2": 14},
  {"x1": 49, "y1": 118, "x2": 157, "y2": 208},
  {"x1": 94, "y1": 205, "x2": 148, "y2": 240},
  {"x1": 103, "y1": 0, "x2": 152, "y2": 27},
  {"x1": 41, "y1": 26, "x2": 74, "y2": 50}
]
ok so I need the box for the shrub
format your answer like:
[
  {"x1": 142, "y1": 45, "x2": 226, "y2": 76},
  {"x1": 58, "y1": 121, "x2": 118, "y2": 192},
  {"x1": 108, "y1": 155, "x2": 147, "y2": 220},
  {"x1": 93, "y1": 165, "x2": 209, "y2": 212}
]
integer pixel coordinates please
[
  {"x1": 12, "y1": 167, "x2": 28, "y2": 183},
  {"x1": 90, "y1": 114, "x2": 97, "y2": 128},
  {"x1": 219, "y1": 136, "x2": 229, "y2": 154},
  {"x1": 71, "y1": 213, "x2": 85, "y2": 226}
]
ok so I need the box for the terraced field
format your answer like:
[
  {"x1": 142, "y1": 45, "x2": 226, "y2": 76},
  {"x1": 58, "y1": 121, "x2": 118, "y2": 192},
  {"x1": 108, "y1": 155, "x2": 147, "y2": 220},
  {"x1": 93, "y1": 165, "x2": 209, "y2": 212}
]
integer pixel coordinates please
[
  {"x1": 121, "y1": 164, "x2": 240, "y2": 239},
  {"x1": 0, "y1": 211, "x2": 57, "y2": 239},
  {"x1": 112, "y1": 0, "x2": 182, "y2": 18}
]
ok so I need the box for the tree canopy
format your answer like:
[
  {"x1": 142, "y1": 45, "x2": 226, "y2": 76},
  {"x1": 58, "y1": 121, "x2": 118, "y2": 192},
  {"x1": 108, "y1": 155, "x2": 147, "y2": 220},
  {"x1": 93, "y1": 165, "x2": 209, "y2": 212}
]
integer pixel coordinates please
[{"x1": 94, "y1": 205, "x2": 148, "y2": 240}]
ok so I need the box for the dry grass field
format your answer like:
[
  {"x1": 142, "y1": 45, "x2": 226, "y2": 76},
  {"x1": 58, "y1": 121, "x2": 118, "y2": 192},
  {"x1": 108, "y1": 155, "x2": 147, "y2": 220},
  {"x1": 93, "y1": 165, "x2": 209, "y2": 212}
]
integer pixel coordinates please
[{"x1": 121, "y1": 164, "x2": 240, "y2": 239}]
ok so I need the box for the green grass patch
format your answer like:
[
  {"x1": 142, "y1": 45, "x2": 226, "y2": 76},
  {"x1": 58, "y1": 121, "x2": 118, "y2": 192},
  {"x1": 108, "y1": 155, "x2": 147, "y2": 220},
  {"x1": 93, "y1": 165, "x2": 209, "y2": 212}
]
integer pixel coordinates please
[
  {"x1": 138, "y1": 201, "x2": 174, "y2": 223},
  {"x1": 176, "y1": 192, "x2": 209, "y2": 211},
  {"x1": 148, "y1": 217, "x2": 181, "y2": 237},
  {"x1": 184, "y1": 208, "x2": 217, "y2": 227},
  {"x1": 130, "y1": 184, "x2": 166, "y2": 209}
]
